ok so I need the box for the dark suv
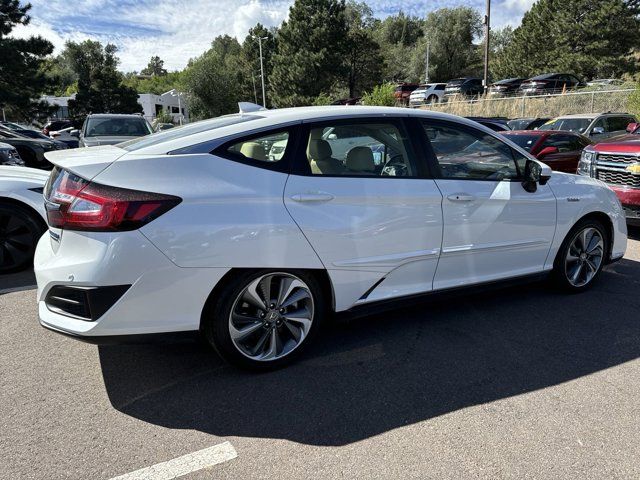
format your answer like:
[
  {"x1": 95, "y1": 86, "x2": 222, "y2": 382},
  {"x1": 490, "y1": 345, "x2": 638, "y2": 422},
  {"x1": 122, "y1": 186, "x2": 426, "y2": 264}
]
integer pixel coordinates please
[
  {"x1": 444, "y1": 78, "x2": 484, "y2": 99},
  {"x1": 518, "y1": 73, "x2": 585, "y2": 95}
]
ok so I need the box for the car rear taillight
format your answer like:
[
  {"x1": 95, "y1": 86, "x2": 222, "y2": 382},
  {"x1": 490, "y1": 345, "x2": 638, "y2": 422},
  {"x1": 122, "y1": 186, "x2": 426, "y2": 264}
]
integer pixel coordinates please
[{"x1": 44, "y1": 167, "x2": 181, "y2": 231}]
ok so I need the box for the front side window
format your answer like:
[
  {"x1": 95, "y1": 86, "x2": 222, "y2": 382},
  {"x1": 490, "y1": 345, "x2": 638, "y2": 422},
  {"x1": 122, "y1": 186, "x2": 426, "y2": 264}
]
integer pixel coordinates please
[
  {"x1": 227, "y1": 131, "x2": 290, "y2": 163},
  {"x1": 305, "y1": 122, "x2": 417, "y2": 177},
  {"x1": 423, "y1": 120, "x2": 524, "y2": 181}
]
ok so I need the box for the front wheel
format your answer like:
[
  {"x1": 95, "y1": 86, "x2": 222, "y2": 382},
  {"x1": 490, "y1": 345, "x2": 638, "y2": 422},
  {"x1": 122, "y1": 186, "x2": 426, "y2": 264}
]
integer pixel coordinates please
[
  {"x1": 203, "y1": 270, "x2": 325, "y2": 370},
  {"x1": 553, "y1": 219, "x2": 609, "y2": 291}
]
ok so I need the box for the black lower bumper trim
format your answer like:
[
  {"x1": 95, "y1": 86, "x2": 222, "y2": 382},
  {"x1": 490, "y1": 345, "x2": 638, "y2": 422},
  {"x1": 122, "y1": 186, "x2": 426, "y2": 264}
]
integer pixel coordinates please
[{"x1": 40, "y1": 322, "x2": 200, "y2": 345}]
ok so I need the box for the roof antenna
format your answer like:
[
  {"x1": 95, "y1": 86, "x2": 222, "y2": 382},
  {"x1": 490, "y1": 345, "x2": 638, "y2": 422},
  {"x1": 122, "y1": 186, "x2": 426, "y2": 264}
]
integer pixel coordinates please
[{"x1": 238, "y1": 102, "x2": 267, "y2": 114}]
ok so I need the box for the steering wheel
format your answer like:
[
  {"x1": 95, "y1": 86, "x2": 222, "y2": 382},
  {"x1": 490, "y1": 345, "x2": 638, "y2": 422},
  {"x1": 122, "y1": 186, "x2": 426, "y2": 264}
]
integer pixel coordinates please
[{"x1": 381, "y1": 154, "x2": 408, "y2": 177}]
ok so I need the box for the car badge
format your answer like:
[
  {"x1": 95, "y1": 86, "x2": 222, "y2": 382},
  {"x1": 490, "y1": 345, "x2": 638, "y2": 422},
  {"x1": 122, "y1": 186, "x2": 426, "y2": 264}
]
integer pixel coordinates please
[{"x1": 625, "y1": 163, "x2": 640, "y2": 175}]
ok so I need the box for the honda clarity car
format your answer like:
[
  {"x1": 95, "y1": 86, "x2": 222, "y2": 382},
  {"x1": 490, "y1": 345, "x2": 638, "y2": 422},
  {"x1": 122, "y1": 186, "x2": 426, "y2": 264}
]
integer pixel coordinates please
[{"x1": 35, "y1": 105, "x2": 627, "y2": 369}]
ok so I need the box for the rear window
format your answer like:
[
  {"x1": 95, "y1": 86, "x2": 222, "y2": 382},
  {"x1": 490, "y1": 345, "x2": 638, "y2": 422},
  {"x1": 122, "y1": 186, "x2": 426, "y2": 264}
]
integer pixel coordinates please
[
  {"x1": 447, "y1": 79, "x2": 465, "y2": 86},
  {"x1": 502, "y1": 134, "x2": 540, "y2": 152},
  {"x1": 85, "y1": 117, "x2": 153, "y2": 137},
  {"x1": 530, "y1": 74, "x2": 556, "y2": 80},
  {"x1": 119, "y1": 114, "x2": 261, "y2": 152}
]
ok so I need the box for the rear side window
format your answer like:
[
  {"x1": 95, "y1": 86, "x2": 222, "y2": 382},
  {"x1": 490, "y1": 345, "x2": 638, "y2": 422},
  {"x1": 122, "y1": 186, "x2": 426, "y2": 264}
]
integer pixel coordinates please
[
  {"x1": 435, "y1": 84, "x2": 445, "y2": 91},
  {"x1": 226, "y1": 131, "x2": 290, "y2": 163}
]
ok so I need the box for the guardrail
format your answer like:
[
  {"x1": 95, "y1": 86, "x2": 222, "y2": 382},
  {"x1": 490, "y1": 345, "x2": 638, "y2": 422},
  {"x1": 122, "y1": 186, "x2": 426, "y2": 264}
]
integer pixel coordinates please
[{"x1": 418, "y1": 88, "x2": 636, "y2": 118}]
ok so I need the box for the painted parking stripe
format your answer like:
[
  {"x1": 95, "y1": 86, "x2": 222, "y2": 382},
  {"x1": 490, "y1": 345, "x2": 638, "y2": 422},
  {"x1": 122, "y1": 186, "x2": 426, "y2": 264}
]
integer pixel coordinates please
[{"x1": 109, "y1": 441, "x2": 237, "y2": 480}]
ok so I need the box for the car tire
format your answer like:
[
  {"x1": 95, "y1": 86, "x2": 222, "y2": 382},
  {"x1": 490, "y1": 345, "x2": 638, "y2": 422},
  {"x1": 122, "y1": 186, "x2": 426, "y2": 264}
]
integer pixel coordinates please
[
  {"x1": 202, "y1": 269, "x2": 326, "y2": 370},
  {"x1": 552, "y1": 218, "x2": 609, "y2": 292},
  {"x1": 426, "y1": 95, "x2": 438, "y2": 104},
  {"x1": 0, "y1": 203, "x2": 46, "y2": 274}
]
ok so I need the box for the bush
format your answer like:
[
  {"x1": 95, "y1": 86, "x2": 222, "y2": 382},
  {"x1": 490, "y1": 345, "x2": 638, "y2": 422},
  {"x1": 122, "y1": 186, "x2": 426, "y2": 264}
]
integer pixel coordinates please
[
  {"x1": 312, "y1": 93, "x2": 333, "y2": 106},
  {"x1": 361, "y1": 83, "x2": 396, "y2": 106}
]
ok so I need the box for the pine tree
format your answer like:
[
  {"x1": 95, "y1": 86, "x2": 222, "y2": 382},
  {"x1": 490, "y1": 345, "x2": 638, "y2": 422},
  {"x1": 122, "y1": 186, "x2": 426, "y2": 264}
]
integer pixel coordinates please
[
  {"x1": 0, "y1": 0, "x2": 54, "y2": 120},
  {"x1": 494, "y1": 0, "x2": 640, "y2": 80},
  {"x1": 270, "y1": 0, "x2": 349, "y2": 107}
]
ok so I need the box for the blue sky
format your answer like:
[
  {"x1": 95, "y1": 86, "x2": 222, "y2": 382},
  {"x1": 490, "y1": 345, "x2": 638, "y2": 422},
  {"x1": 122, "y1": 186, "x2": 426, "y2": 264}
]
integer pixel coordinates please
[{"x1": 11, "y1": 0, "x2": 535, "y2": 72}]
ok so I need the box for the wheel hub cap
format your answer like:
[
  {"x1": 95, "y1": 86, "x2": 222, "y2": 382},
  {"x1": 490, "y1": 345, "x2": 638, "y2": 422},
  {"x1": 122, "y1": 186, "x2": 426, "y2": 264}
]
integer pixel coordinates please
[{"x1": 565, "y1": 227, "x2": 604, "y2": 288}]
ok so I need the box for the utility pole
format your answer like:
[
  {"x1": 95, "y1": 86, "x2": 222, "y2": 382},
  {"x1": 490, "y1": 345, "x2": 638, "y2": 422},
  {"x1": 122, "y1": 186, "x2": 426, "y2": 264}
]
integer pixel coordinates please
[
  {"x1": 251, "y1": 72, "x2": 258, "y2": 104},
  {"x1": 424, "y1": 42, "x2": 430, "y2": 84},
  {"x1": 254, "y1": 35, "x2": 268, "y2": 107},
  {"x1": 483, "y1": 0, "x2": 491, "y2": 93}
]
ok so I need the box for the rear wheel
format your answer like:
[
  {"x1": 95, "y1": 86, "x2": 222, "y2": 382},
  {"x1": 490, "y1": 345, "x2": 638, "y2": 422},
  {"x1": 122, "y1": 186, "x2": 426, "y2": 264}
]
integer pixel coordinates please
[
  {"x1": 553, "y1": 218, "x2": 609, "y2": 291},
  {"x1": 0, "y1": 204, "x2": 45, "y2": 274},
  {"x1": 426, "y1": 95, "x2": 438, "y2": 104},
  {"x1": 203, "y1": 270, "x2": 326, "y2": 370}
]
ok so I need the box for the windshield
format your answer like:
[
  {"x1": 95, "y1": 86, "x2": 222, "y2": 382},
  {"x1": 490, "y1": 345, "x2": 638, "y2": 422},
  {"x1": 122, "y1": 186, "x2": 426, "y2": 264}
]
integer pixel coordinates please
[
  {"x1": 502, "y1": 134, "x2": 540, "y2": 152},
  {"x1": 119, "y1": 114, "x2": 262, "y2": 151},
  {"x1": 85, "y1": 117, "x2": 153, "y2": 137},
  {"x1": 538, "y1": 118, "x2": 592, "y2": 133}
]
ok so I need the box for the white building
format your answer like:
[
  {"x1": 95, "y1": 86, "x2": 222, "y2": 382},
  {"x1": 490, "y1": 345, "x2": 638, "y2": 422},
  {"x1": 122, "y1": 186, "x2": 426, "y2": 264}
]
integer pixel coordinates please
[{"x1": 42, "y1": 89, "x2": 189, "y2": 124}]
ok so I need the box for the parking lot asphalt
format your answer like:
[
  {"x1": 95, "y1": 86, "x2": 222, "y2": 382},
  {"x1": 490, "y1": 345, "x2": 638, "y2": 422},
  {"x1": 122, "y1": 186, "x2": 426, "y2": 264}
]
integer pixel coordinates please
[{"x1": 2, "y1": 227, "x2": 640, "y2": 480}]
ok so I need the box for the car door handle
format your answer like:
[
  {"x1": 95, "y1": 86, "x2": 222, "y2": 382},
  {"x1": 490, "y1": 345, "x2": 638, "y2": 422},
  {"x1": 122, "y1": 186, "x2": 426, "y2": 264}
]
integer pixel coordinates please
[
  {"x1": 290, "y1": 192, "x2": 335, "y2": 202},
  {"x1": 447, "y1": 193, "x2": 475, "y2": 202}
]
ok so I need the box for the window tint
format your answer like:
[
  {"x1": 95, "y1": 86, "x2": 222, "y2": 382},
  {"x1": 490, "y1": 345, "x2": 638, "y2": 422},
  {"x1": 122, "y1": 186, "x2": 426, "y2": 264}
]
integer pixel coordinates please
[
  {"x1": 609, "y1": 116, "x2": 634, "y2": 132},
  {"x1": 422, "y1": 121, "x2": 523, "y2": 181},
  {"x1": 543, "y1": 134, "x2": 582, "y2": 152},
  {"x1": 434, "y1": 84, "x2": 445, "y2": 90},
  {"x1": 503, "y1": 134, "x2": 540, "y2": 152},
  {"x1": 85, "y1": 117, "x2": 152, "y2": 137},
  {"x1": 227, "y1": 131, "x2": 289, "y2": 162},
  {"x1": 306, "y1": 122, "x2": 416, "y2": 177}
]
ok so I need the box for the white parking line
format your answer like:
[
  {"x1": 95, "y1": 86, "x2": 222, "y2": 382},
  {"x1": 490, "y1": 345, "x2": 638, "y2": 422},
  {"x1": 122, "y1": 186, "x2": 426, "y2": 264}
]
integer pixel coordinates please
[{"x1": 108, "y1": 441, "x2": 237, "y2": 480}]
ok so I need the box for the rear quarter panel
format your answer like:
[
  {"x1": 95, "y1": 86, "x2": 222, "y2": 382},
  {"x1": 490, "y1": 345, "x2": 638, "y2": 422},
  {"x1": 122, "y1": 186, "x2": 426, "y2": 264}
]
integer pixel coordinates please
[{"x1": 93, "y1": 153, "x2": 324, "y2": 269}]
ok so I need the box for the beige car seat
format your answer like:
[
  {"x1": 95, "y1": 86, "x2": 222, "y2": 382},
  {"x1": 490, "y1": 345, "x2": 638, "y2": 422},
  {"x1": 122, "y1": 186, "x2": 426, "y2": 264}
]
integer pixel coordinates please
[
  {"x1": 346, "y1": 146, "x2": 376, "y2": 174},
  {"x1": 308, "y1": 139, "x2": 345, "y2": 174},
  {"x1": 239, "y1": 142, "x2": 268, "y2": 161}
]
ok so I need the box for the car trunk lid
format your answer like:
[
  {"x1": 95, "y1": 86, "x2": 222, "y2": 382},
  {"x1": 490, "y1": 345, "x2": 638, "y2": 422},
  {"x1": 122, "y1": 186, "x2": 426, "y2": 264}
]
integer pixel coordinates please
[{"x1": 44, "y1": 145, "x2": 127, "y2": 181}]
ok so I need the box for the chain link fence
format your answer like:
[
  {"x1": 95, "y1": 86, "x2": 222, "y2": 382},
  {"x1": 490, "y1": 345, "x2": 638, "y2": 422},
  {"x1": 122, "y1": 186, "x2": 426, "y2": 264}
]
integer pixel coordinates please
[{"x1": 418, "y1": 88, "x2": 636, "y2": 118}]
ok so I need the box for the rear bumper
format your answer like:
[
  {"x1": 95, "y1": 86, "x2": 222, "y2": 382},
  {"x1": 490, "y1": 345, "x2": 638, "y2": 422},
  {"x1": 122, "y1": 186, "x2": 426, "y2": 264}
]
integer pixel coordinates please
[{"x1": 34, "y1": 229, "x2": 230, "y2": 339}]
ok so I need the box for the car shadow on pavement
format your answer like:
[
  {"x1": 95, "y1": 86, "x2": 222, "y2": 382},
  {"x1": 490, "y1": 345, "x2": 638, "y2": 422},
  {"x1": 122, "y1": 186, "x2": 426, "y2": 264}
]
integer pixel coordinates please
[
  {"x1": 628, "y1": 225, "x2": 640, "y2": 241},
  {"x1": 99, "y1": 259, "x2": 640, "y2": 447}
]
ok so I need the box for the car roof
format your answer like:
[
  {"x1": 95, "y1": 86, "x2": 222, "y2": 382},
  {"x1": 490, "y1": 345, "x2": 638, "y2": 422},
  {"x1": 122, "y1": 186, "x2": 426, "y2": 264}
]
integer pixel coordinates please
[
  {"x1": 121, "y1": 106, "x2": 502, "y2": 155},
  {"x1": 87, "y1": 114, "x2": 146, "y2": 118},
  {"x1": 554, "y1": 112, "x2": 631, "y2": 119}
]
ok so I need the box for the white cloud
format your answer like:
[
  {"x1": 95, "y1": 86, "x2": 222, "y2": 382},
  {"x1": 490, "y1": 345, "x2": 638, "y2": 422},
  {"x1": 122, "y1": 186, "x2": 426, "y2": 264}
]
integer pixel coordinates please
[{"x1": 10, "y1": 0, "x2": 532, "y2": 71}]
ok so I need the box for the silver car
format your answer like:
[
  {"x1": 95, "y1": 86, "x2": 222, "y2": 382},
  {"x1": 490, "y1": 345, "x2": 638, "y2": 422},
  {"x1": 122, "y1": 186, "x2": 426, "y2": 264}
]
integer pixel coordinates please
[{"x1": 73, "y1": 114, "x2": 153, "y2": 147}]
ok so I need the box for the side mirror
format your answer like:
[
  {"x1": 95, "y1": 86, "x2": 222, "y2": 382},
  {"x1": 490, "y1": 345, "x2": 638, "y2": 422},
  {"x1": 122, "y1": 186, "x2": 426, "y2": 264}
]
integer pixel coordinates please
[
  {"x1": 327, "y1": 133, "x2": 338, "y2": 140},
  {"x1": 537, "y1": 146, "x2": 559, "y2": 158},
  {"x1": 626, "y1": 122, "x2": 638, "y2": 133},
  {"x1": 522, "y1": 159, "x2": 552, "y2": 192},
  {"x1": 70, "y1": 129, "x2": 80, "y2": 138},
  {"x1": 591, "y1": 126, "x2": 605, "y2": 136}
]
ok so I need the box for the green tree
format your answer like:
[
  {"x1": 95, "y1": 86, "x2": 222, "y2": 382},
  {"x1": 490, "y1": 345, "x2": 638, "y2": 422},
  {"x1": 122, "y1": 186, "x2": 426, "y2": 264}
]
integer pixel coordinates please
[
  {"x1": 372, "y1": 12, "x2": 424, "y2": 82},
  {"x1": 0, "y1": 0, "x2": 55, "y2": 120},
  {"x1": 344, "y1": 1, "x2": 383, "y2": 97},
  {"x1": 494, "y1": 0, "x2": 640, "y2": 80},
  {"x1": 182, "y1": 35, "x2": 245, "y2": 119},
  {"x1": 270, "y1": 0, "x2": 349, "y2": 107},
  {"x1": 141, "y1": 56, "x2": 167, "y2": 76},
  {"x1": 361, "y1": 82, "x2": 396, "y2": 106},
  {"x1": 410, "y1": 7, "x2": 482, "y2": 83},
  {"x1": 123, "y1": 71, "x2": 183, "y2": 95},
  {"x1": 65, "y1": 40, "x2": 142, "y2": 119}
]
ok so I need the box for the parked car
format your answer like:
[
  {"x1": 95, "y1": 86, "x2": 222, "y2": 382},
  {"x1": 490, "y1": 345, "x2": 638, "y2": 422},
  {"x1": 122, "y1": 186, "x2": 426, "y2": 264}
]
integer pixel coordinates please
[
  {"x1": 35, "y1": 105, "x2": 626, "y2": 370},
  {"x1": 466, "y1": 117, "x2": 511, "y2": 132},
  {"x1": 444, "y1": 78, "x2": 484, "y2": 99},
  {"x1": 586, "y1": 79, "x2": 624, "y2": 88},
  {"x1": 538, "y1": 113, "x2": 637, "y2": 140},
  {"x1": 0, "y1": 121, "x2": 30, "y2": 131},
  {"x1": 578, "y1": 124, "x2": 640, "y2": 225},
  {"x1": 49, "y1": 127, "x2": 79, "y2": 148},
  {"x1": 393, "y1": 83, "x2": 419, "y2": 105},
  {"x1": 501, "y1": 130, "x2": 592, "y2": 173},
  {"x1": 42, "y1": 120, "x2": 72, "y2": 137},
  {"x1": 488, "y1": 78, "x2": 526, "y2": 97},
  {"x1": 0, "y1": 142, "x2": 24, "y2": 166},
  {"x1": 11, "y1": 128, "x2": 69, "y2": 150},
  {"x1": 408, "y1": 83, "x2": 446, "y2": 107},
  {"x1": 507, "y1": 117, "x2": 552, "y2": 130},
  {"x1": 0, "y1": 129, "x2": 62, "y2": 169},
  {"x1": 0, "y1": 166, "x2": 48, "y2": 272},
  {"x1": 519, "y1": 73, "x2": 585, "y2": 95},
  {"x1": 74, "y1": 114, "x2": 154, "y2": 147}
]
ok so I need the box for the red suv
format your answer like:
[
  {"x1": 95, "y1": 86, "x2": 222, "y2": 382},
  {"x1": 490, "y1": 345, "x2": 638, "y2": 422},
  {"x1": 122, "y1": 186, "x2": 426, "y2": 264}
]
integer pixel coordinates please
[
  {"x1": 578, "y1": 123, "x2": 640, "y2": 225},
  {"x1": 394, "y1": 83, "x2": 419, "y2": 105}
]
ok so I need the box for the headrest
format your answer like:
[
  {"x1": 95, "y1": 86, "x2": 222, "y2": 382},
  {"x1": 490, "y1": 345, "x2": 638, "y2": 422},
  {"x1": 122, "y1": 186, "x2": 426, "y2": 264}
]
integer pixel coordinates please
[
  {"x1": 308, "y1": 139, "x2": 332, "y2": 160},
  {"x1": 346, "y1": 146, "x2": 375, "y2": 172},
  {"x1": 239, "y1": 142, "x2": 267, "y2": 161}
]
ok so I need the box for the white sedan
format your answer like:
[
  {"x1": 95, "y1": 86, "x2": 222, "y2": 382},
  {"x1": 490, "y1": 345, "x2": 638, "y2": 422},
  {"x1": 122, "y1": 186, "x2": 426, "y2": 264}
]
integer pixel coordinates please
[{"x1": 35, "y1": 106, "x2": 626, "y2": 369}]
